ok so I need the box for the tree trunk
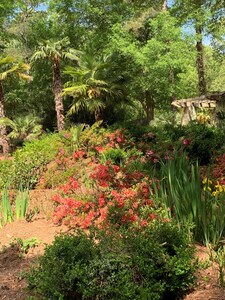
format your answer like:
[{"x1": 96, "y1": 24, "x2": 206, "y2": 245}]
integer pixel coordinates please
[
  {"x1": 95, "y1": 107, "x2": 103, "y2": 122},
  {"x1": 53, "y1": 58, "x2": 64, "y2": 131},
  {"x1": 195, "y1": 23, "x2": 207, "y2": 95},
  {"x1": 145, "y1": 92, "x2": 154, "y2": 123},
  {"x1": 0, "y1": 81, "x2": 9, "y2": 154},
  {"x1": 162, "y1": 0, "x2": 167, "y2": 11}
]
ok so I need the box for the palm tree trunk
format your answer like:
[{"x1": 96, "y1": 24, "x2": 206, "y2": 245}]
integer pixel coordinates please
[
  {"x1": 0, "y1": 81, "x2": 9, "y2": 154},
  {"x1": 195, "y1": 23, "x2": 206, "y2": 95},
  {"x1": 95, "y1": 107, "x2": 103, "y2": 122},
  {"x1": 53, "y1": 58, "x2": 64, "y2": 131}
]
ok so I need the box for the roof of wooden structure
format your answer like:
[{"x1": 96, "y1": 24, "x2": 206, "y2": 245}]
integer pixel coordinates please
[{"x1": 171, "y1": 92, "x2": 225, "y2": 108}]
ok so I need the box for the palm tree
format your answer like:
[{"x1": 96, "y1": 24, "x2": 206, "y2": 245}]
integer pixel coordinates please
[
  {"x1": 63, "y1": 53, "x2": 123, "y2": 122},
  {"x1": 0, "y1": 115, "x2": 42, "y2": 147},
  {"x1": 0, "y1": 56, "x2": 31, "y2": 154},
  {"x1": 31, "y1": 37, "x2": 71, "y2": 131}
]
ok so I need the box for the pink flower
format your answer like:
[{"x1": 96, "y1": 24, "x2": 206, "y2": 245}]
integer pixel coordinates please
[
  {"x1": 149, "y1": 133, "x2": 155, "y2": 139},
  {"x1": 147, "y1": 150, "x2": 154, "y2": 156},
  {"x1": 183, "y1": 139, "x2": 190, "y2": 145},
  {"x1": 152, "y1": 158, "x2": 158, "y2": 163}
]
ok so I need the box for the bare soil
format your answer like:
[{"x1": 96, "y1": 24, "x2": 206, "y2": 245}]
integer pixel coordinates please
[{"x1": 0, "y1": 190, "x2": 225, "y2": 300}]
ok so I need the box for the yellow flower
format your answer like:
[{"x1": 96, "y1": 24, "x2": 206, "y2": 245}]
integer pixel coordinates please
[{"x1": 202, "y1": 177, "x2": 212, "y2": 185}]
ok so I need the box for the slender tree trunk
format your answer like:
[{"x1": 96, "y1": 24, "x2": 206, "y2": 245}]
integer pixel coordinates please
[
  {"x1": 0, "y1": 81, "x2": 9, "y2": 154},
  {"x1": 53, "y1": 58, "x2": 64, "y2": 131},
  {"x1": 141, "y1": 92, "x2": 154, "y2": 123},
  {"x1": 195, "y1": 23, "x2": 207, "y2": 95},
  {"x1": 162, "y1": 0, "x2": 167, "y2": 11},
  {"x1": 95, "y1": 107, "x2": 103, "y2": 122}
]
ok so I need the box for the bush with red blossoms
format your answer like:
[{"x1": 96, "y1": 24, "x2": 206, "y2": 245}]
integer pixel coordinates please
[
  {"x1": 50, "y1": 123, "x2": 170, "y2": 231},
  {"x1": 52, "y1": 158, "x2": 165, "y2": 230},
  {"x1": 212, "y1": 154, "x2": 225, "y2": 185}
]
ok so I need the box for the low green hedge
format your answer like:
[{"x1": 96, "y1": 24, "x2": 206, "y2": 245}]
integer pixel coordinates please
[{"x1": 26, "y1": 223, "x2": 196, "y2": 300}]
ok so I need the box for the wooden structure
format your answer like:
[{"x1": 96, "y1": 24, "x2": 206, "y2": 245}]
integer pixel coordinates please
[{"x1": 171, "y1": 92, "x2": 225, "y2": 125}]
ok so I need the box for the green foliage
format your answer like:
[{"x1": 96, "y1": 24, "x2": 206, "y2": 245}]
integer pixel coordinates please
[
  {"x1": 0, "y1": 115, "x2": 43, "y2": 147},
  {"x1": 41, "y1": 165, "x2": 79, "y2": 189},
  {"x1": 26, "y1": 232, "x2": 97, "y2": 299},
  {"x1": 61, "y1": 124, "x2": 85, "y2": 152},
  {"x1": 153, "y1": 152, "x2": 225, "y2": 246},
  {"x1": 14, "y1": 237, "x2": 39, "y2": 255},
  {"x1": 8, "y1": 133, "x2": 63, "y2": 188},
  {"x1": 0, "y1": 186, "x2": 13, "y2": 225},
  {"x1": 100, "y1": 148, "x2": 127, "y2": 165},
  {"x1": 183, "y1": 122, "x2": 225, "y2": 165},
  {"x1": 15, "y1": 189, "x2": 29, "y2": 220},
  {"x1": 215, "y1": 246, "x2": 225, "y2": 287},
  {"x1": 26, "y1": 223, "x2": 196, "y2": 300},
  {"x1": 0, "y1": 160, "x2": 13, "y2": 189}
]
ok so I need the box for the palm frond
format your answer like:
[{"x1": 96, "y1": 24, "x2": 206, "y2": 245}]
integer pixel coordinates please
[
  {"x1": 63, "y1": 66, "x2": 89, "y2": 78},
  {"x1": 0, "y1": 117, "x2": 15, "y2": 129},
  {"x1": 67, "y1": 99, "x2": 87, "y2": 115},
  {"x1": 0, "y1": 56, "x2": 14, "y2": 66},
  {"x1": 18, "y1": 73, "x2": 33, "y2": 81},
  {"x1": 62, "y1": 84, "x2": 88, "y2": 97},
  {"x1": 63, "y1": 49, "x2": 83, "y2": 62}
]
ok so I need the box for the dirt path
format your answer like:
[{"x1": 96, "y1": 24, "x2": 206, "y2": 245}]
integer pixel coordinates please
[
  {"x1": 184, "y1": 245, "x2": 225, "y2": 300},
  {"x1": 0, "y1": 216, "x2": 67, "y2": 300}
]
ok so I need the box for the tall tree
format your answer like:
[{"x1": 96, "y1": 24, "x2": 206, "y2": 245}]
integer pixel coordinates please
[
  {"x1": 0, "y1": 56, "x2": 31, "y2": 154},
  {"x1": 172, "y1": 0, "x2": 210, "y2": 95},
  {"x1": 31, "y1": 37, "x2": 71, "y2": 131},
  {"x1": 107, "y1": 12, "x2": 198, "y2": 122}
]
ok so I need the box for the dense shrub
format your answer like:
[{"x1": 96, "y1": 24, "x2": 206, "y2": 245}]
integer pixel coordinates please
[
  {"x1": 0, "y1": 133, "x2": 64, "y2": 189},
  {"x1": 183, "y1": 123, "x2": 225, "y2": 165},
  {"x1": 0, "y1": 160, "x2": 13, "y2": 189},
  {"x1": 11, "y1": 133, "x2": 64, "y2": 188},
  {"x1": 26, "y1": 223, "x2": 196, "y2": 300},
  {"x1": 124, "y1": 122, "x2": 225, "y2": 166}
]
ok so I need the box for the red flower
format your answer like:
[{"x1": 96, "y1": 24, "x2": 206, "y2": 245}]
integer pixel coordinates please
[
  {"x1": 141, "y1": 220, "x2": 148, "y2": 227},
  {"x1": 150, "y1": 213, "x2": 156, "y2": 220}
]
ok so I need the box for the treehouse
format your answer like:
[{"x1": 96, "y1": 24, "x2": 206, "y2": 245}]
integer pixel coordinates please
[{"x1": 171, "y1": 92, "x2": 225, "y2": 126}]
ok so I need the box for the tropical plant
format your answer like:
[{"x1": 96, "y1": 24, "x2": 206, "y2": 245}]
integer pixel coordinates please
[
  {"x1": 0, "y1": 56, "x2": 31, "y2": 154},
  {"x1": 63, "y1": 53, "x2": 123, "y2": 122},
  {"x1": 0, "y1": 115, "x2": 42, "y2": 146},
  {"x1": 31, "y1": 37, "x2": 72, "y2": 131}
]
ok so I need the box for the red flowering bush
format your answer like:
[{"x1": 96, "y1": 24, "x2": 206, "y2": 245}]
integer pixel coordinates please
[
  {"x1": 52, "y1": 158, "x2": 164, "y2": 231},
  {"x1": 212, "y1": 154, "x2": 225, "y2": 185},
  {"x1": 73, "y1": 150, "x2": 86, "y2": 160},
  {"x1": 50, "y1": 125, "x2": 172, "y2": 231}
]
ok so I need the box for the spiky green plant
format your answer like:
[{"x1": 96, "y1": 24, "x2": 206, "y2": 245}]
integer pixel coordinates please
[
  {"x1": 152, "y1": 151, "x2": 225, "y2": 247},
  {"x1": 1, "y1": 187, "x2": 13, "y2": 223},
  {"x1": 15, "y1": 189, "x2": 29, "y2": 220}
]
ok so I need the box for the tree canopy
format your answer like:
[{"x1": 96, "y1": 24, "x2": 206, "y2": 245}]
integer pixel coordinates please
[{"x1": 0, "y1": 0, "x2": 224, "y2": 133}]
